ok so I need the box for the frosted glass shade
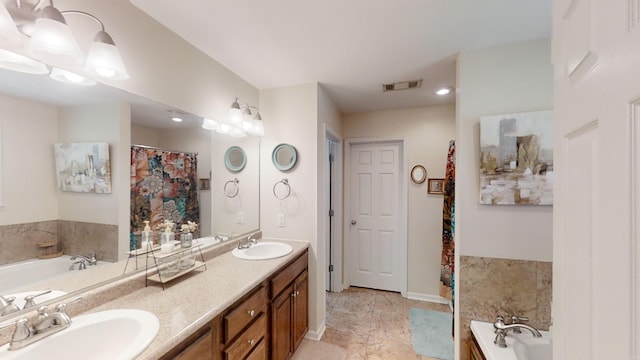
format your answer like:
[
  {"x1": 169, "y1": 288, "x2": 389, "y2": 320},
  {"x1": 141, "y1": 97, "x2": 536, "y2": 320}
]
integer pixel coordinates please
[
  {"x1": 49, "y1": 67, "x2": 96, "y2": 86},
  {"x1": 28, "y1": 16, "x2": 83, "y2": 67},
  {"x1": 0, "y1": 4, "x2": 22, "y2": 48},
  {"x1": 228, "y1": 127, "x2": 247, "y2": 138},
  {"x1": 229, "y1": 107, "x2": 242, "y2": 125},
  {"x1": 201, "y1": 118, "x2": 219, "y2": 130},
  {"x1": 85, "y1": 40, "x2": 129, "y2": 79},
  {"x1": 247, "y1": 119, "x2": 265, "y2": 137},
  {"x1": 0, "y1": 49, "x2": 48, "y2": 74}
]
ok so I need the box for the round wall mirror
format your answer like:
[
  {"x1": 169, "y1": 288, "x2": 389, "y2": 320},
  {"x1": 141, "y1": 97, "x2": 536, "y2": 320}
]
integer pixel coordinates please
[
  {"x1": 272, "y1": 143, "x2": 297, "y2": 171},
  {"x1": 410, "y1": 165, "x2": 427, "y2": 184},
  {"x1": 224, "y1": 146, "x2": 247, "y2": 172}
]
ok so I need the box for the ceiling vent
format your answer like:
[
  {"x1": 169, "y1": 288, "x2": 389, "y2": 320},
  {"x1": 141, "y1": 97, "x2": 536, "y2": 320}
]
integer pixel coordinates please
[{"x1": 382, "y1": 79, "x2": 423, "y2": 92}]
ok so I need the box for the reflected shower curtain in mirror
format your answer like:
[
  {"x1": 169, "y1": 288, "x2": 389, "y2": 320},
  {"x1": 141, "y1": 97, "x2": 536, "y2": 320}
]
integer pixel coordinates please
[
  {"x1": 130, "y1": 146, "x2": 200, "y2": 249},
  {"x1": 440, "y1": 140, "x2": 455, "y2": 311}
]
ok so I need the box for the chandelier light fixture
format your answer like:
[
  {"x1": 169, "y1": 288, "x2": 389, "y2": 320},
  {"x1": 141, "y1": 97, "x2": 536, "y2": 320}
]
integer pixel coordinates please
[
  {"x1": 202, "y1": 97, "x2": 265, "y2": 137},
  {"x1": 0, "y1": 0, "x2": 128, "y2": 84}
]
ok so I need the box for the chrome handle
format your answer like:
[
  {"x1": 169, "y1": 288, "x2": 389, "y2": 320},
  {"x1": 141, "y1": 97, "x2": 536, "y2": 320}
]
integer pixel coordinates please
[
  {"x1": 351, "y1": 220, "x2": 356, "y2": 225},
  {"x1": 296, "y1": 291, "x2": 300, "y2": 296},
  {"x1": 248, "y1": 339, "x2": 255, "y2": 346},
  {"x1": 291, "y1": 292, "x2": 296, "y2": 298},
  {"x1": 248, "y1": 310, "x2": 255, "y2": 317}
]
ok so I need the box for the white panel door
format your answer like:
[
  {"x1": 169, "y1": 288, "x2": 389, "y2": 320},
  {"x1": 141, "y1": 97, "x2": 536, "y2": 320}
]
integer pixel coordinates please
[
  {"x1": 553, "y1": 0, "x2": 638, "y2": 359},
  {"x1": 348, "y1": 142, "x2": 401, "y2": 292}
]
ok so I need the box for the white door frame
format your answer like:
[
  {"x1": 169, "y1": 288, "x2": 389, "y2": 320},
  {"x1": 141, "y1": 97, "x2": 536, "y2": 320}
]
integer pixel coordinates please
[
  {"x1": 325, "y1": 127, "x2": 343, "y2": 292},
  {"x1": 343, "y1": 137, "x2": 408, "y2": 296}
]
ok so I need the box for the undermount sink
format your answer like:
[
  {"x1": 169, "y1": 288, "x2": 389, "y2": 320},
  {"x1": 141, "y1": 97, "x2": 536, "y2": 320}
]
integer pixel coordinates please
[
  {"x1": 232, "y1": 242, "x2": 293, "y2": 260},
  {"x1": 0, "y1": 309, "x2": 159, "y2": 360}
]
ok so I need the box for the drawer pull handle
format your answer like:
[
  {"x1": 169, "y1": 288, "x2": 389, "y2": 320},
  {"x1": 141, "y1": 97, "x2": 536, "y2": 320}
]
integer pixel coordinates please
[
  {"x1": 291, "y1": 292, "x2": 296, "y2": 298},
  {"x1": 248, "y1": 310, "x2": 255, "y2": 317},
  {"x1": 248, "y1": 339, "x2": 255, "y2": 346},
  {"x1": 296, "y1": 290, "x2": 300, "y2": 296}
]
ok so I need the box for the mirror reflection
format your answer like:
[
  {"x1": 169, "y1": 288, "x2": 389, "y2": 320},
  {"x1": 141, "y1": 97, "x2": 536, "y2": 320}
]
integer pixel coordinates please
[
  {"x1": 224, "y1": 146, "x2": 246, "y2": 172},
  {"x1": 0, "y1": 68, "x2": 260, "y2": 320}
]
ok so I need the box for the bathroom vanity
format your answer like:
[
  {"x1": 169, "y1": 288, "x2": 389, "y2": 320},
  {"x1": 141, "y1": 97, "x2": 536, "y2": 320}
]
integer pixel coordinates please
[{"x1": 159, "y1": 247, "x2": 308, "y2": 359}]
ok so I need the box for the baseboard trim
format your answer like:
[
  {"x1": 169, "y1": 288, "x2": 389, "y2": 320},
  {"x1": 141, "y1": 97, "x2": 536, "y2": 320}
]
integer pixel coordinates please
[
  {"x1": 305, "y1": 319, "x2": 326, "y2": 341},
  {"x1": 406, "y1": 292, "x2": 450, "y2": 305}
]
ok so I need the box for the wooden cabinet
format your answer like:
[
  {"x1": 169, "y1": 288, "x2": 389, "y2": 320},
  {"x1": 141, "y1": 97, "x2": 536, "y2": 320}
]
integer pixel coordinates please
[
  {"x1": 160, "y1": 247, "x2": 308, "y2": 360},
  {"x1": 469, "y1": 332, "x2": 486, "y2": 360},
  {"x1": 222, "y1": 285, "x2": 269, "y2": 360},
  {"x1": 270, "y1": 251, "x2": 309, "y2": 360}
]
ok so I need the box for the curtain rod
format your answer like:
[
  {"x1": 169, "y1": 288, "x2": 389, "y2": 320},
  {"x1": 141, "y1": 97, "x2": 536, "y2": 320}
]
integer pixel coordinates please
[{"x1": 131, "y1": 144, "x2": 198, "y2": 156}]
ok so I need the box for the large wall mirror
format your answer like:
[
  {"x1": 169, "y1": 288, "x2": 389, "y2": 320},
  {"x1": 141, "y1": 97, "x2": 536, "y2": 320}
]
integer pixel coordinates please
[{"x1": 0, "y1": 68, "x2": 260, "y2": 320}]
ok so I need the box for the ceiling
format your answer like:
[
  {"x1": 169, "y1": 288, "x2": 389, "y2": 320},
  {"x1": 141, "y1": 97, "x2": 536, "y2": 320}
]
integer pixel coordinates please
[{"x1": 130, "y1": 0, "x2": 551, "y2": 115}]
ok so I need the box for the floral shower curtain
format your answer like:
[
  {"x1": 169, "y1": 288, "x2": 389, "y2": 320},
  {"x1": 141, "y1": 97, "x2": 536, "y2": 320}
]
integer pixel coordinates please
[
  {"x1": 130, "y1": 146, "x2": 200, "y2": 248},
  {"x1": 440, "y1": 140, "x2": 456, "y2": 309}
]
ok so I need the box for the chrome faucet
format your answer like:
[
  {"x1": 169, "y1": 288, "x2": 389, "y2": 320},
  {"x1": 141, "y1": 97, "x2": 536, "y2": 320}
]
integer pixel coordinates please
[
  {"x1": 22, "y1": 289, "x2": 53, "y2": 310},
  {"x1": 69, "y1": 253, "x2": 97, "y2": 270},
  {"x1": 0, "y1": 297, "x2": 82, "y2": 351},
  {"x1": 237, "y1": 235, "x2": 257, "y2": 249},
  {"x1": 493, "y1": 315, "x2": 542, "y2": 348},
  {"x1": 0, "y1": 295, "x2": 20, "y2": 316}
]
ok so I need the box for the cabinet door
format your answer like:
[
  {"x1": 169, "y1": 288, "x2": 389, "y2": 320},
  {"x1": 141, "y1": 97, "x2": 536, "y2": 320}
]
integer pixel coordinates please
[
  {"x1": 272, "y1": 283, "x2": 294, "y2": 360},
  {"x1": 173, "y1": 327, "x2": 213, "y2": 360},
  {"x1": 292, "y1": 270, "x2": 308, "y2": 351}
]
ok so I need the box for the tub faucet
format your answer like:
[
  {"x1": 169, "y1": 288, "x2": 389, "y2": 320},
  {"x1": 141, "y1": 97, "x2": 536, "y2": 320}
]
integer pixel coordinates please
[
  {"x1": 237, "y1": 235, "x2": 257, "y2": 249},
  {"x1": 0, "y1": 297, "x2": 82, "y2": 351},
  {"x1": 493, "y1": 315, "x2": 542, "y2": 348}
]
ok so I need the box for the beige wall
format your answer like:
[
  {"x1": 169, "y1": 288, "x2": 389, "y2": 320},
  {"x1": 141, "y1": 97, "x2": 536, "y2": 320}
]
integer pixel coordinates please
[
  {"x1": 0, "y1": 94, "x2": 58, "y2": 225},
  {"x1": 455, "y1": 37, "x2": 553, "y2": 357},
  {"x1": 342, "y1": 105, "x2": 456, "y2": 297}
]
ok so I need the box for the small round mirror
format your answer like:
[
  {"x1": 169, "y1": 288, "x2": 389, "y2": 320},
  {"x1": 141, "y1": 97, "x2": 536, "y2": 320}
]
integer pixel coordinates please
[
  {"x1": 410, "y1": 165, "x2": 426, "y2": 184},
  {"x1": 272, "y1": 144, "x2": 297, "y2": 171},
  {"x1": 224, "y1": 146, "x2": 247, "y2": 172}
]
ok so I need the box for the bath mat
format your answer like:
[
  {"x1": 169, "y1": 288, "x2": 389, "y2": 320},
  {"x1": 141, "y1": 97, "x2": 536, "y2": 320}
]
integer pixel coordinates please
[{"x1": 409, "y1": 308, "x2": 454, "y2": 360}]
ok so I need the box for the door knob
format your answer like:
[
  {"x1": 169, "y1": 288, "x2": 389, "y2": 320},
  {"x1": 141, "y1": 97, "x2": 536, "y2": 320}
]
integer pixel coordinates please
[{"x1": 351, "y1": 220, "x2": 357, "y2": 225}]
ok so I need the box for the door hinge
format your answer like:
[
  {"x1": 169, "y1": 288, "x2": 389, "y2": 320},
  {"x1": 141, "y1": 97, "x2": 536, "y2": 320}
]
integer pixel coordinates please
[
  {"x1": 329, "y1": 209, "x2": 334, "y2": 217},
  {"x1": 329, "y1": 264, "x2": 334, "y2": 272},
  {"x1": 329, "y1": 154, "x2": 334, "y2": 162}
]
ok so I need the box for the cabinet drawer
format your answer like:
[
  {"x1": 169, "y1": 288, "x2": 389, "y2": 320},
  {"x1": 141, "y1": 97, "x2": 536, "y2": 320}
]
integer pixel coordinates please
[
  {"x1": 224, "y1": 286, "x2": 268, "y2": 343},
  {"x1": 271, "y1": 251, "x2": 308, "y2": 298},
  {"x1": 245, "y1": 338, "x2": 267, "y2": 360},
  {"x1": 224, "y1": 313, "x2": 267, "y2": 360}
]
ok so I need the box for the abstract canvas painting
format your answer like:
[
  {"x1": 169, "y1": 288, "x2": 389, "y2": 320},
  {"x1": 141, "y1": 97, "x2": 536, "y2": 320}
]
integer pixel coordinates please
[
  {"x1": 54, "y1": 142, "x2": 111, "y2": 193},
  {"x1": 479, "y1": 110, "x2": 553, "y2": 205}
]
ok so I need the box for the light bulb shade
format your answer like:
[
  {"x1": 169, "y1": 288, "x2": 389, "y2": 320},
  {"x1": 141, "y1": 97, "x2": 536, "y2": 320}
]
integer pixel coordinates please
[
  {"x1": 28, "y1": 7, "x2": 84, "y2": 67},
  {"x1": 247, "y1": 118, "x2": 265, "y2": 137},
  {"x1": 0, "y1": 49, "x2": 48, "y2": 74},
  {"x1": 0, "y1": 4, "x2": 23, "y2": 49},
  {"x1": 202, "y1": 118, "x2": 219, "y2": 130},
  {"x1": 228, "y1": 126, "x2": 247, "y2": 138},
  {"x1": 229, "y1": 107, "x2": 242, "y2": 125},
  {"x1": 85, "y1": 32, "x2": 129, "y2": 79},
  {"x1": 49, "y1": 67, "x2": 96, "y2": 86}
]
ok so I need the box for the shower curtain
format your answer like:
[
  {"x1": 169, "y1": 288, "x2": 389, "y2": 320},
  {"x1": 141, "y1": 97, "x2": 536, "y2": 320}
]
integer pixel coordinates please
[
  {"x1": 130, "y1": 146, "x2": 200, "y2": 249},
  {"x1": 440, "y1": 140, "x2": 456, "y2": 309}
]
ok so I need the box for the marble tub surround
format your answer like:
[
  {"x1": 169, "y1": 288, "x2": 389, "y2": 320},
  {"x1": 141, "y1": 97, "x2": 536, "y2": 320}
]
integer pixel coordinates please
[
  {"x1": 0, "y1": 238, "x2": 308, "y2": 359},
  {"x1": 458, "y1": 256, "x2": 552, "y2": 360},
  {"x1": 0, "y1": 221, "x2": 57, "y2": 265},
  {"x1": 57, "y1": 220, "x2": 118, "y2": 262},
  {"x1": 0, "y1": 220, "x2": 118, "y2": 265}
]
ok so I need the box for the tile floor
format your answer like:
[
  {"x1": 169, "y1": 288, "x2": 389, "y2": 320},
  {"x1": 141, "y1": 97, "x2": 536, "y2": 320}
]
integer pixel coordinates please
[{"x1": 320, "y1": 287, "x2": 452, "y2": 360}]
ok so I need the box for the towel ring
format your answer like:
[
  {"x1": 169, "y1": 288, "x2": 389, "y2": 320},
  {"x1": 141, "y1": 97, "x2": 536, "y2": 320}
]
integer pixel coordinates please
[
  {"x1": 273, "y1": 178, "x2": 291, "y2": 200},
  {"x1": 224, "y1": 178, "x2": 240, "y2": 198}
]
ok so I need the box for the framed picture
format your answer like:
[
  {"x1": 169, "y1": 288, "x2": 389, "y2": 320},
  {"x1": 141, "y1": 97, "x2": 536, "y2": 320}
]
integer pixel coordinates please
[
  {"x1": 54, "y1": 142, "x2": 111, "y2": 193},
  {"x1": 428, "y1": 178, "x2": 445, "y2": 194},
  {"x1": 410, "y1": 165, "x2": 427, "y2": 184}
]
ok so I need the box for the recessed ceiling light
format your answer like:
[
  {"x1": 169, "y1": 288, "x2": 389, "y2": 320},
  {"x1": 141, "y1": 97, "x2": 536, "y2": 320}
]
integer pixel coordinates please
[
  {"x1": 171, "y1": 117, "x2": 183, "y2": 122},
  {"x1": 435, "y1": 86, "x2": 454, "y2": 96}
]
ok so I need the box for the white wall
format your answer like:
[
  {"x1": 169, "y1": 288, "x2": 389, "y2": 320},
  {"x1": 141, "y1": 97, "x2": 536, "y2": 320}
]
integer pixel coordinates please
[
  {"x1": 342, "y1": 105, "x2": 456, "y2": 297},
  {"x1": 259, "y1": 83, "x2": 324, "y2": 336},
  {"x1": 0, "y1": 94, "x2": 58, "y2": 225},
  {"x1": 456, "y1": 38, "x2": 553, "y2": 262}
]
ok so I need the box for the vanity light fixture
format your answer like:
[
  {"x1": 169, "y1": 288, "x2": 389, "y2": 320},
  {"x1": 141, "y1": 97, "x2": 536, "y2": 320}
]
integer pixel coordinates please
[
  {"x1": 435, "y1": 86, "x2": 454, "y2": 96},
  {"x1": 205, "y1": 98, "x2": 265, "y2": 137},
  {"x1": 49, "y1": 67, "x2": 96, "y2": 86},
  {"x1": 0, "y1": 0, "x2": 129, "y2": 82}
]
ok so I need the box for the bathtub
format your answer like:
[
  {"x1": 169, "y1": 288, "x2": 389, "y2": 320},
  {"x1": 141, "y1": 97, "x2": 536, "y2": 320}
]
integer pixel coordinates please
[
  {"x1": 471, "y1": 320, "x2": 552, "y2": 360},
  {"x1": 0, "y1": 256, "x2": 101, "y2": 294}
]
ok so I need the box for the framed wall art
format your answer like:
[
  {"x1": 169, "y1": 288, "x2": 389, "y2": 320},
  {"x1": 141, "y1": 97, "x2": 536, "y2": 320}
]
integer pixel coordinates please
[
  {"x1": 428, "y1": 178, "x2": 445, "y2": 194},
  {"x1": 54, "y1": 142, "x2": 111, "y2": 193}
]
